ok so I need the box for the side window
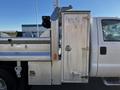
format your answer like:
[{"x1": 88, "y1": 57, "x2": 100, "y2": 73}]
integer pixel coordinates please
[{"x1": 102, "y1": 19, "x2": 120, "y2": 41}]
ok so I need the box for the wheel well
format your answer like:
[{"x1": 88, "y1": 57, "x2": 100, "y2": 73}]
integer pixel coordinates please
[
  {"x1": 0, "y1": 61, "x2": 28, "y2": 85},
  {"x1": 0, "y1": 61, "x2": 17, "y2": 78}
]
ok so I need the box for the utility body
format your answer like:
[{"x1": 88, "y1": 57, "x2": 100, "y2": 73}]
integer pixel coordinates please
[{"x1": 0, "y1": 5, "x2": 120, "y2": 90}]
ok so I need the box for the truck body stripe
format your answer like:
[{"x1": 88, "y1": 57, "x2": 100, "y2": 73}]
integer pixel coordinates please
[{"x1": 0, "y1": 52, "x2": 50, "y2": 56}]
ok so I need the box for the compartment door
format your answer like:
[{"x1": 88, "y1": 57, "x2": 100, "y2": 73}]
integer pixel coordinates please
[{"x1": 62, "y1": 12, "x2": 90, "y2": 82}]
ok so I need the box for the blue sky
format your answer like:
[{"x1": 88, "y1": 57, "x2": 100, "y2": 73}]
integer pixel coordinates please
[{"x1": 0, "y1": 0, "x2": 120, "y2": 31}]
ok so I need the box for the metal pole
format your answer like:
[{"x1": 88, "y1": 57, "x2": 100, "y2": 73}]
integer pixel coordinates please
[
  {"x1": 51, "y1": 0, "x2": 61, "y2": 84},
  {"x1": 35, "y1": 0, "x2": 39, "y2": 37},
  {"x1": 53, "y1": 0, "x2": 59, "y2": 8}
]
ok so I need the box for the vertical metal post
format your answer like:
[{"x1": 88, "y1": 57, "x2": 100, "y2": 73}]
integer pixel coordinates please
[
  {"x1": 51, "y1": 19, "x2": 59, "y2": 61},
  {"x1": 51, "y1": 0, "x2": 61, "y2": 85},
  {"x1": 51, "y1": 0, "x2": 60, "y2": 62},
  {"x1": 53, "y1": 0, "x2": 59, "y2": 8},
  {"x1": 51, "y1": 16, "x2": 61, "y2": 85},
  {"x1": 35, "y1": 0, "x2": 39, "y2": 37}
]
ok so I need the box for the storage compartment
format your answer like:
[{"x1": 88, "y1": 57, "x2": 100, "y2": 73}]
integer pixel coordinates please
[
  {"x1": 28, "y1": 62, "x2": 51, "y2": 85},
  {"x1": 62, "y1": 11, "x2": 90, "y2": 83}
]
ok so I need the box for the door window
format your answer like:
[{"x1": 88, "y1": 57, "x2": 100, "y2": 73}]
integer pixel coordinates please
[{"x1": 102, "y1": 19, "x2": 120, "y2": 41}]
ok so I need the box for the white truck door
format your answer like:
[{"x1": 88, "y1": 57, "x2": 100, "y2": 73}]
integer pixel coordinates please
[
  {"x1": 62, "y1": 11, "x2": 90, "y2": 83},
  {"x1": 97, "y1": 18, "x2": 120, "y2": 77}
]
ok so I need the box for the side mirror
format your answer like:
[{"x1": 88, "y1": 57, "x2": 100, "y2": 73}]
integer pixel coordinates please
[{"x1": 42, "y1": 16, "x2": 51, "y2": 28}]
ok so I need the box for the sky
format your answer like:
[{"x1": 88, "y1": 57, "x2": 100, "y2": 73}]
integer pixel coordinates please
[{"x1": 0, "y1": 0, "x2": 120, "y2": 31}]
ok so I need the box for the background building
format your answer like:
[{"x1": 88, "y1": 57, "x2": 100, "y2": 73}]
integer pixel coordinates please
[{"x1": 22, "y1": 24, "x2": 50, "y2": 38}]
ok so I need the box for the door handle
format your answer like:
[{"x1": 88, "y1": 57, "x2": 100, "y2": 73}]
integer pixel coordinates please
[
  {"x1": 65, "y1": 45, "x2": 72, "y2": 52},
  {"x1": 100, "y1": 47, "x2": 107, "y2": 55}
]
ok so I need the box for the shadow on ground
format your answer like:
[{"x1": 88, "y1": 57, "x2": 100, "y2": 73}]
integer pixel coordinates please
[{"x1": 31, "y1": 78, "x2": 120, "y2": 90}]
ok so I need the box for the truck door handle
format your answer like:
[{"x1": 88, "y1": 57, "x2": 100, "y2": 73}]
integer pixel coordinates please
[{"x1": 100, "y1": 47, "x2": 107, "y2": 55}]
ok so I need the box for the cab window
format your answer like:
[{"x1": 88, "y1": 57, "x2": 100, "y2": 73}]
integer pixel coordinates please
[{"x1": 102, "y1": 19, "x2": 120, "y2": 41}]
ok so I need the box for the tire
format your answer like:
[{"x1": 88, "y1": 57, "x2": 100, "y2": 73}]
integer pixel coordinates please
[{"x1": 0, "y1": 69, "x2": 17, "y2": 90}]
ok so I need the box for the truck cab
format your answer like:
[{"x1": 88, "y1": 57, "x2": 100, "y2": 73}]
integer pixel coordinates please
[{"x1": 91, "y1": 17, "x2": 120, "y2": 77}]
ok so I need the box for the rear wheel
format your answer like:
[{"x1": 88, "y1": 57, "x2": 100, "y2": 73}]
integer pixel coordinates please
[
  {"x1": 0, "y1": 78, "x2": 7, "y2": 90},
  {"x1": 0, "y1": 69, "x2": 17, "y2": 90}
]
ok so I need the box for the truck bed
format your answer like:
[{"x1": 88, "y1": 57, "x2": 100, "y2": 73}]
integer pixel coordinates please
[{"x1": 0, "y1": 37, "x2": 51, "y2": 61}]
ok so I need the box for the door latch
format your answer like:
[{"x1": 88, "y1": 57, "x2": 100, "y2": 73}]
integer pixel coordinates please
[{"x1": 65, "y1": 45, "x2": 72, "y2": 51}]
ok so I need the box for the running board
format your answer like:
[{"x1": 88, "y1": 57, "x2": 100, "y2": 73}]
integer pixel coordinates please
[{"x1": 103, "y1": 78, "x2": 120, "y2": 86}]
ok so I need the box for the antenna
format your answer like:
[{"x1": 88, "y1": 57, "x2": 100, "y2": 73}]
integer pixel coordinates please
[{"x1": 35, "y1": 0, "x2": 39, "y2": 37}]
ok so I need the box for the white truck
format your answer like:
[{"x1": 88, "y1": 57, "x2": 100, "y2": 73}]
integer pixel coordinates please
[{"x1": 0, "y1": 4, "x2": 120, "y2": 90}]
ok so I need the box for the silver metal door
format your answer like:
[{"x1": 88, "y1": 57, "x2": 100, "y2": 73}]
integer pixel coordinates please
[{"x1": 62, "y1": 11, "x2": 90, "y2": 83}]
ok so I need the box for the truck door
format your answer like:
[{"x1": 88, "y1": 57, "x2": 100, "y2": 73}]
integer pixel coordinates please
[
  {"x1": 62, "y1": 11, "x2": 90, "y2": 82},
  {"x1": 97, "y1": 18, "x2": 120, "y2": 77}
]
